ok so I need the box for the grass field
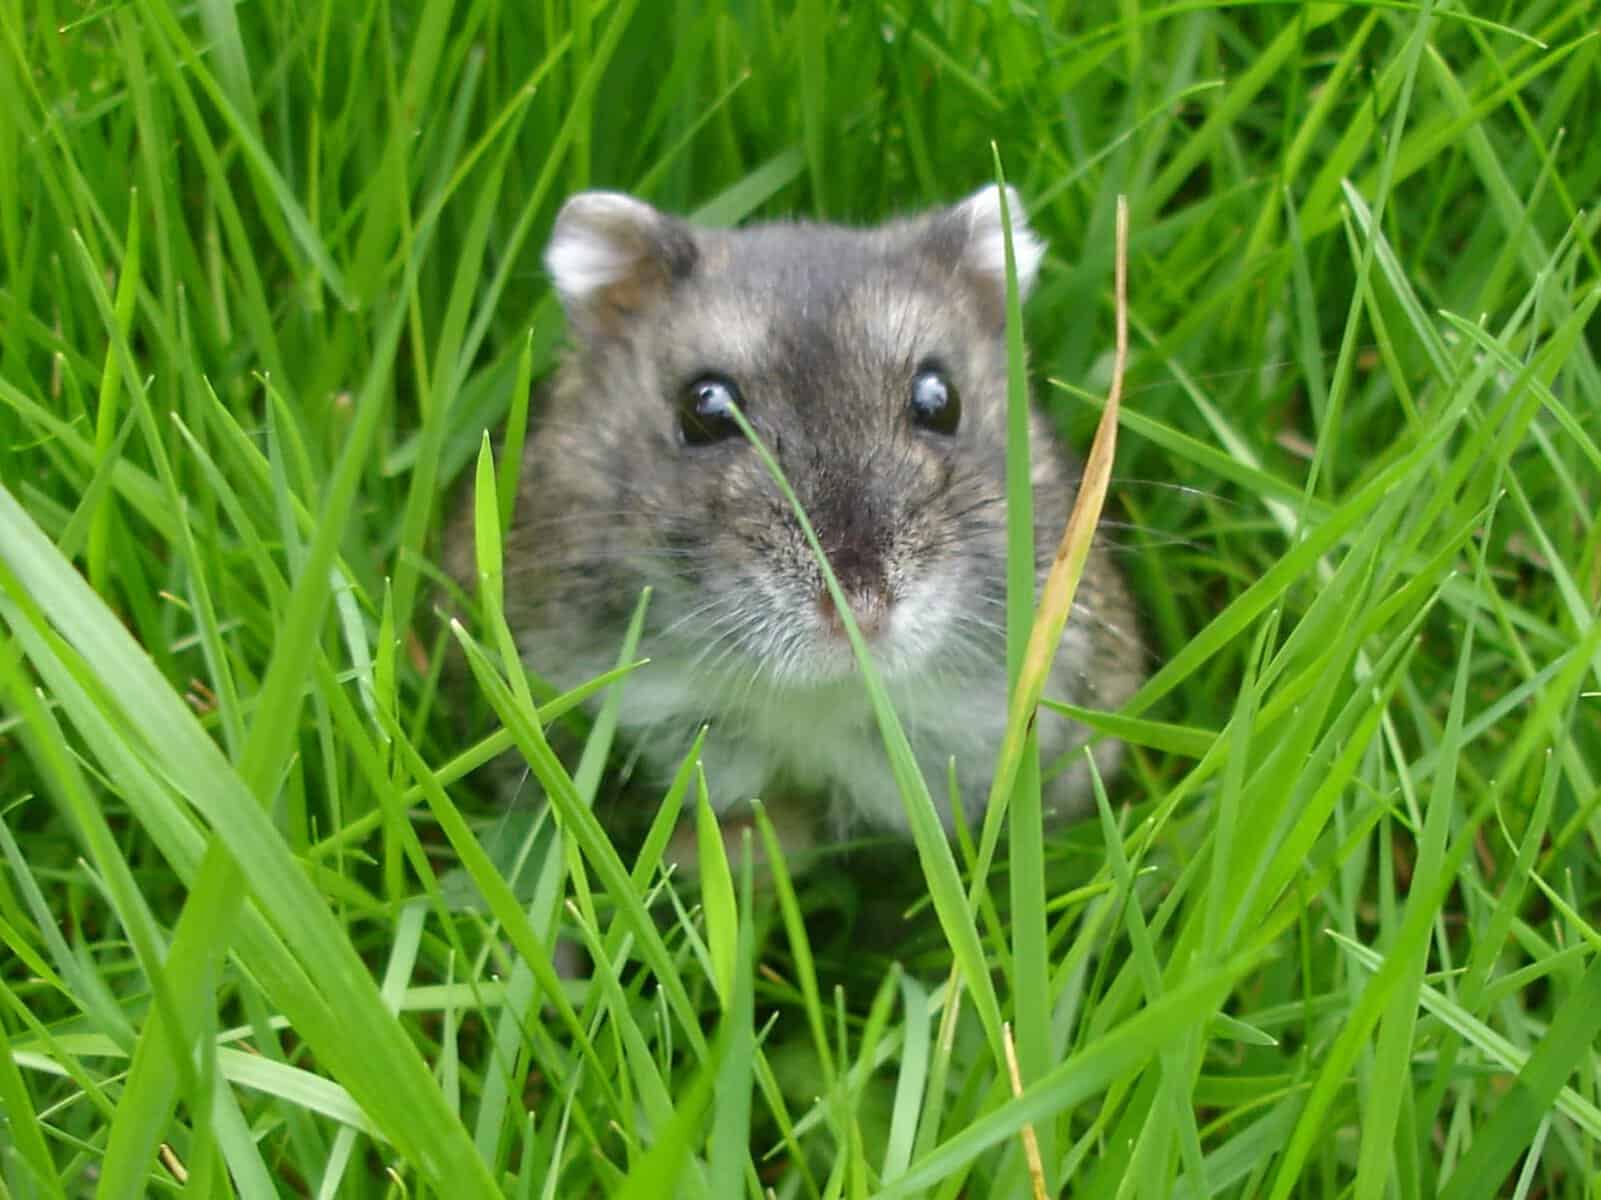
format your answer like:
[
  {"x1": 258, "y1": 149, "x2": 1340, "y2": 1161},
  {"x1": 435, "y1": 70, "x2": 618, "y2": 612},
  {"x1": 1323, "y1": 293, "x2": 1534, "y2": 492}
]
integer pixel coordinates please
[{"x1": 3, "y1": 1, "x2": 1600, "y2": 1196}]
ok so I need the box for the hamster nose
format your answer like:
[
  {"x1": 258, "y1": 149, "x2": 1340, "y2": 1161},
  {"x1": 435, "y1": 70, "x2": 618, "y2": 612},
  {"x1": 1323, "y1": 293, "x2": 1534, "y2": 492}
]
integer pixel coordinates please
[
  {"x1": 807, "y1": 484, "x2": 893, "y2": 638},
  {"x1": 816, "y1": 585, "x2": 890, "y2": 641}
]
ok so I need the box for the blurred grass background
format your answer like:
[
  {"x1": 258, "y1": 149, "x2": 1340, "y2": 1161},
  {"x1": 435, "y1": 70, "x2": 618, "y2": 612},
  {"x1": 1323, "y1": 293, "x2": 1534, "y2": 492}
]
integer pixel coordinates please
[{"x1": 1, "y1": 0, "x2": 1599, "y2": 1196}]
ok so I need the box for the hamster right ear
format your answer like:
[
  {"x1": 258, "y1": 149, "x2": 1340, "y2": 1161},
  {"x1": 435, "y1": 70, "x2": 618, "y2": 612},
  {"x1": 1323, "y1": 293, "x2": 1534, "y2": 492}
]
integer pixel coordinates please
[
  {"x1": 544, "y1": 191, "x2": 699, "y2": 336},
  {"x1": 947, "y1": 183, "x2": 1045, "y2": 301}
]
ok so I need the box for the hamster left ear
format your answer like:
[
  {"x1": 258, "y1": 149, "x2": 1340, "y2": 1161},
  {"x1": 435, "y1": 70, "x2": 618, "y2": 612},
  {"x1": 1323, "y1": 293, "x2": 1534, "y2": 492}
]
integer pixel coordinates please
[
  {"x1": 545, "y1": 191, "x2": 699, "y2": 337},
  {"x1": 946, "y1": 183, "x2": 1045, "y2": 302}
]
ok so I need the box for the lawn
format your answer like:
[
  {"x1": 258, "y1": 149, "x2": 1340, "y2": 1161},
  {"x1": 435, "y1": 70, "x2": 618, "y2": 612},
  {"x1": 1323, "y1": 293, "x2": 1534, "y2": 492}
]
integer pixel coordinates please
[{"x1": 2, "y1": 1, "x2": 1599, "y2": 1196}]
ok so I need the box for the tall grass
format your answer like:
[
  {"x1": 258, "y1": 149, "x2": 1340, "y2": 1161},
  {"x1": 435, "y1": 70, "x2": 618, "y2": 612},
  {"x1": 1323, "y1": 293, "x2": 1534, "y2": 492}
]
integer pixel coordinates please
[{"x1": 2, "y1": 2, "x2": 1599, "y2": 1196}]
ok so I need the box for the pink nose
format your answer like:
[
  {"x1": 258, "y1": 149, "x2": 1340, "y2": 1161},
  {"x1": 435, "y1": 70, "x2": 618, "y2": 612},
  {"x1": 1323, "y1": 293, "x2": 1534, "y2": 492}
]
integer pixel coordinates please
[{"x1": 816, "y1": 586, "x2": 890, "y2": 640}]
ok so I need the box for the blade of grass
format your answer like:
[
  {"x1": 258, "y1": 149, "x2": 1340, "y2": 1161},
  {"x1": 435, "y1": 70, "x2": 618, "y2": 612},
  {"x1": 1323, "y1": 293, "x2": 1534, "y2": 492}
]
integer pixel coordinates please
[
  {"x1": 0, "y1": 1007, "x2": 70, "y2": 1200},
  {"x1": 720, "y1": 399, "x2": 1004, "y2": 1062},
  {"x1": 875, "y1": 954, "x2": 1253, "y2": 1199},
  {"x1": 971, "y1": 193, "x2": 1128, "y2": 891}
]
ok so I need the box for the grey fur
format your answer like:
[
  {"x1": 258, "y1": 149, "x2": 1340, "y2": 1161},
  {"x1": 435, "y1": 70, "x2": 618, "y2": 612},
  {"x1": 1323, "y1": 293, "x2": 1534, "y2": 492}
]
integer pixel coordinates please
[{"x1": 454, "y1": 187, "x2": 1144, "y2": 844}]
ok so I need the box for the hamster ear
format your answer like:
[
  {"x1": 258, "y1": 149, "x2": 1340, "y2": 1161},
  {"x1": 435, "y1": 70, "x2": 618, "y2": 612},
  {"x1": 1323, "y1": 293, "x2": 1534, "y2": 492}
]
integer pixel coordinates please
[
  {"x1": 941, "y1": 183, "x2": 1046, "y2": 303},
  {"x1": 545, "y1": 191, "x2": 699, "y2": 335}
]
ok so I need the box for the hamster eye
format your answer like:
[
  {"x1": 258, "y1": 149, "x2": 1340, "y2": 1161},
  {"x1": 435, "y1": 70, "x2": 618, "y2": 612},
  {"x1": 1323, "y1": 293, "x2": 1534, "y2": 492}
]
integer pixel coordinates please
[
  {"x1": 909, "y1": 367, "x2": 960, "y2": 435},
  {"x1": 678, "y1": 375, "x2": 744, "y2": 446}
]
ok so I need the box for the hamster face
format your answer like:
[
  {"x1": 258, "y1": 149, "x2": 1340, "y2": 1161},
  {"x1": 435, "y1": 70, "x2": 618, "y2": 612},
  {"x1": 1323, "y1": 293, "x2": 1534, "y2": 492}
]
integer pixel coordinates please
[{"x1": 496, "y1": 188, "x2": 1141, "y2": 836}]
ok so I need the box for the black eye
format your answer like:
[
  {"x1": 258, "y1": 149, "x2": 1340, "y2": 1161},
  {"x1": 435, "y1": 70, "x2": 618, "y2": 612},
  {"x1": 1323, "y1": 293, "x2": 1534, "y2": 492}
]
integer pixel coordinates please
[
  {"x1": 909, "y1": 367, "x2": 960, "y2": 435},
  {"x1": 678, "y1": 375, "x2": 744, "y2": 446}
]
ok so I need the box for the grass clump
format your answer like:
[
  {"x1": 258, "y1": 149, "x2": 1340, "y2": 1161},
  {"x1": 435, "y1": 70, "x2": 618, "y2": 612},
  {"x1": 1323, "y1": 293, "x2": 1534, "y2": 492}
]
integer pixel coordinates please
[{"x1": 2, "y1": 2, "x2": 1599, "y2": 1196}]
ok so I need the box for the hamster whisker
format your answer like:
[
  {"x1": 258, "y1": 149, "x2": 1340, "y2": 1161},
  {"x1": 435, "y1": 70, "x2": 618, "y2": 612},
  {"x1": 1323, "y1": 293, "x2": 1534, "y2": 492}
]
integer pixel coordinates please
[
  {"x1": 1106, "y1": 477, "x2": 1241, "y2": 504},
  {"x1": 499, "y1": 518, "x2": 668, "y2": 540},
  {"x1": 683, "y1": 627, "x2": 747, "y2": 676},
  {"x1": 673, "y1": 609, "x2": 758, "y2": 665},
  {"x1": 1094, "y1": 532, "x2": 1212, "y2": 554},
  {"x1": 502, "y1": 549, "x2": 702, "y2": 574},
  {"x1": 967, "y1": 592, "x2": 1140, "y2": 646},
  {"x1": 914, "y1": 531, "x2": 1005, "y2": 556},
  {"x1": 938, "y1": 495, "x2": 1007, "y2": 524},
  {"x1": 943, "y1": 612, "x2": 1007, "y2": 641},
  {"x1": 654, "y1": 594, "x2": 747, "y2": 643},
  {"x1": 679, "y1": 603, "x2": 782, "y2": 675}
]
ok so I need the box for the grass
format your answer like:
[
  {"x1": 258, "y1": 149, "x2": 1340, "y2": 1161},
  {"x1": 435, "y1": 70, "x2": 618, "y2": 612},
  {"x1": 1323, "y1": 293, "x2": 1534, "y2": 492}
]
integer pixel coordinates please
[{"x1": 2, "y1": 0, "x2": 1599, "y2": 1195}]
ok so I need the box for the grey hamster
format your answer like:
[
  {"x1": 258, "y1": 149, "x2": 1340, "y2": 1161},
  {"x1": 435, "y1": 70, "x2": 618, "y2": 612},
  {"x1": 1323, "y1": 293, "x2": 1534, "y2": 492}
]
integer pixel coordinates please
[{"x1": 468, "y1": 186, "x2": 1142, "y2": 846}]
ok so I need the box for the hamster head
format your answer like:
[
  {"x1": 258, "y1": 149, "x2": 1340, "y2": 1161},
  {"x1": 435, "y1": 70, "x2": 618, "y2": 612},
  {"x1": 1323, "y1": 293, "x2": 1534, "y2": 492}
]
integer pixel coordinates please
[
  {"x1": 529, "y1": 185, "x2": 1050, "y2": 692},
  {"x1": 497, "y1": 186, "x2": 1144, "y2": 837}
]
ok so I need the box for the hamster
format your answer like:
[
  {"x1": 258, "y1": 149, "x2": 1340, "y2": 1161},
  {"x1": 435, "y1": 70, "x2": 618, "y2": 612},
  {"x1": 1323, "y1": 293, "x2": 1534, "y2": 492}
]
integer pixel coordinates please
[{"x1": 468, "y1": 186, "x2": 1142, "y2": 847}]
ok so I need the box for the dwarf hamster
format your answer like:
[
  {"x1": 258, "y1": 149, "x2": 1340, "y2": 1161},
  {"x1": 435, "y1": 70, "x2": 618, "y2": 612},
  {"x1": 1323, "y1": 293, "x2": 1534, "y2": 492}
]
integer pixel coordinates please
[{"x1": 473, "y1": 185, "x2": 1142, "y2": 845}]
